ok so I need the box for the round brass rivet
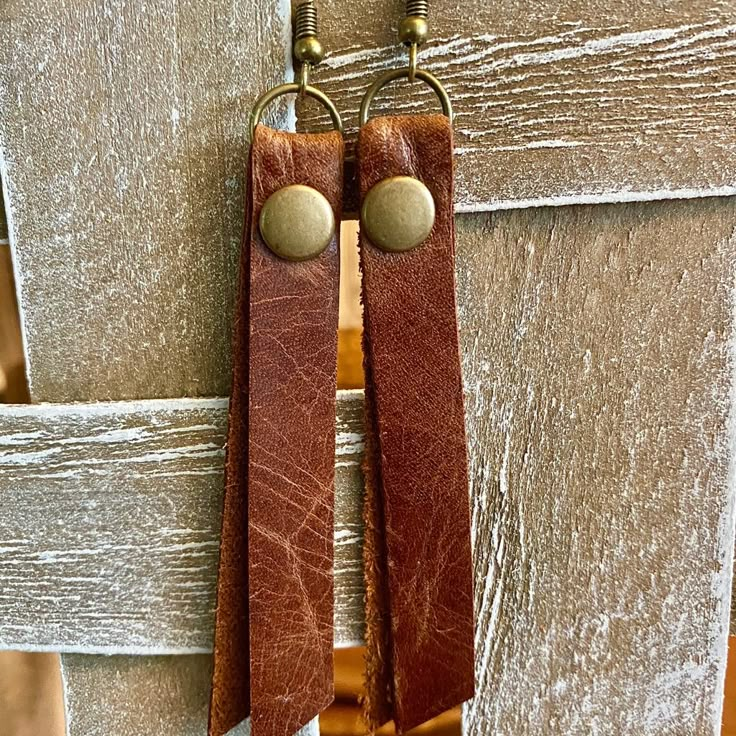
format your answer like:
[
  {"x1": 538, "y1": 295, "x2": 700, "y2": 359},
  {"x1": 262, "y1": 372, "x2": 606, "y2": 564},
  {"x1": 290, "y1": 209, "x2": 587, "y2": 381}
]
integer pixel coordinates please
[
  {"x1": 259, "y1": 184, "x2": 335, "y2": 261},
  {"x1": 361, "y1": 176, "x2": 435, "y2": 253}
]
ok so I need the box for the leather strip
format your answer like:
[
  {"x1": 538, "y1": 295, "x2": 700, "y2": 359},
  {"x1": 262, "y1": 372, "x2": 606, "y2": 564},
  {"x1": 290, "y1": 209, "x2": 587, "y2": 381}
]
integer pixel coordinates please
[
  {"x1": 358, "y1": 114, "x2": 475, "y2": 733},
  {"x1": 210, "y1": 125, "x2": 343, "y2": 736},
  {"x1": 359, "y1": 366, "x2": 394, "y2": 731}
]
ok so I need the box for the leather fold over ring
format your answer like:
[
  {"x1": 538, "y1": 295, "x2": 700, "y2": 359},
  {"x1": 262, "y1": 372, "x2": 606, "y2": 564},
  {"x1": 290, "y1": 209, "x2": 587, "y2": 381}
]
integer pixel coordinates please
[
  {"x1": 249, "y1": 82, "x2": 343, "y2": 140},
  {"x1": 358, "y1": 113, "x2": 475, "y2": 734},
  {"x1": 209, "y1": 125, "x2": 343, "y2": 736},
  {"x1": 358, "y1": 67, "x2": 453, "y2": 126}
]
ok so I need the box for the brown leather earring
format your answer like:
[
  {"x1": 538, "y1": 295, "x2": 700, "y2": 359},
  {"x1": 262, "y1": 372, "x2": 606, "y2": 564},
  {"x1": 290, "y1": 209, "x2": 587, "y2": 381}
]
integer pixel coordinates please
[
  {"x1": 356, "y1": 2, "x2": 475, "y2": 733},
  {"x1": 208, "y1": 4, "x2": 343, "y2": 736}
]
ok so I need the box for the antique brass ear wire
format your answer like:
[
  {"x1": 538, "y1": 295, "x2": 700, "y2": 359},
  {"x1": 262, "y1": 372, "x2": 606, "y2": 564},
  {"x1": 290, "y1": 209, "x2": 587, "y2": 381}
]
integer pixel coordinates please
[
  {"x1": 400, "y1": 0, "x2": 429, "y2": 83},
  {"x1": 359, "y1": 0, "x2": 452, "y2": 126},
  {"x1": 293, "y1": 0, "x2": 323, "y2": 94},
  {"x1": 249, "y1": 0, "x2": 343, "y2": 139}
]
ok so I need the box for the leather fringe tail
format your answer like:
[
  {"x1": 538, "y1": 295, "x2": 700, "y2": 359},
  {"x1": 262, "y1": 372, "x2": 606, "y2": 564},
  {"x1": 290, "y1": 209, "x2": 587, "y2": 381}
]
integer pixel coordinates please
[
  {"x1": 210, "y1": 125, "x2": 343, "y2": 736},
  {"x1": 358, "y1": 356, "x2": 395, "y2": 732},
  {"x1": 359, "y1": 114, "x2": 475, "y2": 734}
]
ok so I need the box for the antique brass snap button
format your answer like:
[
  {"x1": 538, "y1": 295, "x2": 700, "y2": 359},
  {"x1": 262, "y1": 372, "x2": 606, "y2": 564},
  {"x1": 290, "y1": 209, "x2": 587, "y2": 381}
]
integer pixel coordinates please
[
  {"x1": 360, "y1": 176, "x2": 435, "y2": 253},
  {"x1": 259, "y1": 184, "x2": 335, "y2": 261}
]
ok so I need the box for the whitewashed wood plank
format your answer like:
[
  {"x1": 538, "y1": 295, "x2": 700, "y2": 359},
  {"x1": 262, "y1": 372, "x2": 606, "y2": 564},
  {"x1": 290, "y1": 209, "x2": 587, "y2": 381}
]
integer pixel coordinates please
[
  {"x1": 0, "y1": 392, "x2": 365, "y2": 653},
  {"x1": 2, "y1": 199, "x2": 736, "y2": 733},
  {"x1": 303, "y1": 0, "x2": 736, "y2": 211},
  {"x1": 0, "y1": 0, "x2": 292, "y2": 402},
  {"x1": 5, "y1": 3, "x2": 736, "y2": 403},
  {"x1": 60, "y1": 653, "x2": 320, "y2": 736},
  {"x1": 456, "y1": 197, "x2": 736, "y2": 734}
]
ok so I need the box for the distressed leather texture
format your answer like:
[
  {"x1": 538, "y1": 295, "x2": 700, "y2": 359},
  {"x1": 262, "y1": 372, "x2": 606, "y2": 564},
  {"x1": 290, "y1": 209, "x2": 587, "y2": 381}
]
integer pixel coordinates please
[
  {"x1": 358, "y1": 114, "x2": 475, "y2": 733},
  {"x1": 209, "y1": 125, "x2": 343, "y2": 736}
]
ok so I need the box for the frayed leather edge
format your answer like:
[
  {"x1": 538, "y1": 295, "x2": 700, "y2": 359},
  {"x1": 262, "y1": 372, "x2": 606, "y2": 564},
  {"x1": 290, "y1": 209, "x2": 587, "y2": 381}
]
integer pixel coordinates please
[{"x1": 357, "y1": 268, "x2": 395, "y2": 734}]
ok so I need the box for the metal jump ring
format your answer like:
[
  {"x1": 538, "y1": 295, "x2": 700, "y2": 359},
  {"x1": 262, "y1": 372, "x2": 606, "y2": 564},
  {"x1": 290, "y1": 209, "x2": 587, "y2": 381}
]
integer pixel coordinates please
[
  {"x1": 359, "y1": 67, "x2": 452, "y2": 127},
  {"x1": 249, "y1": 83, "x2": 343, "y2": 140}
]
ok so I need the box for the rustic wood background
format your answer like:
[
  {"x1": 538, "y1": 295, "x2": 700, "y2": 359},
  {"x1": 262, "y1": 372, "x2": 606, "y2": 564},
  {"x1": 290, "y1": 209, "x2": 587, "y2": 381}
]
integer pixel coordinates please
[
  {"x1": 2, "y1": 202, "x2": 734, "y2": 733},
  {"x1": 1, "y1": 0, "x2": 735, "y2": 734},
  {"x1": 458, "y1": 199, "x2": 736, "y2": 734},
  {"x1": 4, "y1": 1, "x2": 735, "y2": 404},
  {"x1": 301, "y1": 0, "x2": 736, "y2": 210},
  {"x1": 0, "y1": 395, "x2": 365, "y2": 653},
  {"x1": 0, "y1": 0, "x2": 292, "y2": 403}
]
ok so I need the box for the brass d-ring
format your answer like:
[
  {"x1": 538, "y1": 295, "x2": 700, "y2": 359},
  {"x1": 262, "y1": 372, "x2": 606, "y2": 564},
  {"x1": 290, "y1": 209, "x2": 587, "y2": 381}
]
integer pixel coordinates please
[
  {"x1": 249, "y1": 82, "x2": 343, "y2": 140},
  {"x1": 359, "y1": 67, "x2": 452, "y2": 127}
]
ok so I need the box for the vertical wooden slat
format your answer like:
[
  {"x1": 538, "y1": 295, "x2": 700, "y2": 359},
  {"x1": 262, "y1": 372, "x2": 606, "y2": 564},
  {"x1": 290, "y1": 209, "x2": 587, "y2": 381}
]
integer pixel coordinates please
[
  {"x1": 0, "y1": 0, "x2": 300, "y2": 732},
  {"x1": 0, "y1": 0, "x2": 291, "y2": 402},
  {"x1": 456, "y1": 198, "x2": 736, "y2": 734},
  {"x1": 61, "y1": 654, "x2": 321, "y2": 736}
]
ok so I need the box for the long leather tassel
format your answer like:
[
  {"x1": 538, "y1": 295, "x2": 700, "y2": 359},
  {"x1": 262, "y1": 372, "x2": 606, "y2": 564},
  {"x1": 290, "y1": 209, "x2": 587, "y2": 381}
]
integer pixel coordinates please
[
  {"x1": 359, "y1": 113, "x2": 475, "y2": 734},
  {"x1": 210, "y1": 124, "x2": 343, "y2": 736}
]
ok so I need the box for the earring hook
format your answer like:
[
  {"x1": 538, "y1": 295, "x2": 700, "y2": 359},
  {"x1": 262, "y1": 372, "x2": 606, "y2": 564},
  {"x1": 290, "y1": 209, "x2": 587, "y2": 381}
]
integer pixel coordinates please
[
  {"x1": 249, "y1": 0, "x2": 343, "y2": 139},
  {"x1": 400, "y1": 0, "x2": 429, "y2": 83},
  {"x1": 358, "y1": 0, "x2": 452, "y2": 127}
]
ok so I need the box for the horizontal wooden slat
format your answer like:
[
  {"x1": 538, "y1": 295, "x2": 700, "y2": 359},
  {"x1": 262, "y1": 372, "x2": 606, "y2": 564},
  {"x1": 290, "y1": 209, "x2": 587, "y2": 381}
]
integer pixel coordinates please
[
  {"x1": 61, "y1": 654, "x2": 320, "y2": 736},
  {"x1": 301, "y1": 0, "x2": 736, "y2": 210},
  {"x1": 5, "y1": 3, "x2": 736, "y2": 404},
  {"x1": 0, "y1": 392, "x2": 365, "y2": 653}
]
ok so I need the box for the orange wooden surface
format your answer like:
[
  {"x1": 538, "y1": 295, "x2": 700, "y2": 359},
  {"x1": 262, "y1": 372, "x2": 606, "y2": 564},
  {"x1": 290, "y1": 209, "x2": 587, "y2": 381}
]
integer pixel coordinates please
[{"x1": 322, "y1": 648, "x2": 461, "y2": 736}]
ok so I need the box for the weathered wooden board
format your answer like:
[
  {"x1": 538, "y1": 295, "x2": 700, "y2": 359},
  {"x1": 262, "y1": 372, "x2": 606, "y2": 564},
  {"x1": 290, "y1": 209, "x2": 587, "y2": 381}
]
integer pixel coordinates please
[
  {"x1": 456, "y1": 197, "x2": 736, "y2": 734},
  {"x1": 4, "y1": 3, "x2": 736, "y2": 402},
  {"x1": 2, "y1": 197, "x2": 735, "y2": 734},
  {"x1": 0, "y1": 393, "x2": 365, "y2": 653},
  {"x1": 0, "y1": 0, "x2": 292, "y2": 403},
  {"x1": 301, "y1": 0, "x2": 736, "y2": 211},
  {"x1": 60, "y1": 653, "x2": 320, "y2": 736}
]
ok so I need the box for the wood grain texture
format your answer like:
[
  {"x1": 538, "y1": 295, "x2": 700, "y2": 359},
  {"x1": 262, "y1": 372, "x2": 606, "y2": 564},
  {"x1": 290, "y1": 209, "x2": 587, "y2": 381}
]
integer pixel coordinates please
[
  {"x1": 0, "y1": 0, "x2": 292, "y2": 402},
  {"x1": 301, "y1": 0, "x2": 736, "y2": 211},
  {"x1": 4, "y1": 3, "x2": 736, "y2": 401},
  {"x1": 60, "y1": 653, "x2": 320, "y2": 736},
  {"x1": 455, "y1": 197, "x2": 736, "y2": 734},
  {"x1": 0, "y1": 393, "x2": 364, "y2": 653},
  {"x1": 2, "y1": 198, "x2": 735, "y2": 735}
]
